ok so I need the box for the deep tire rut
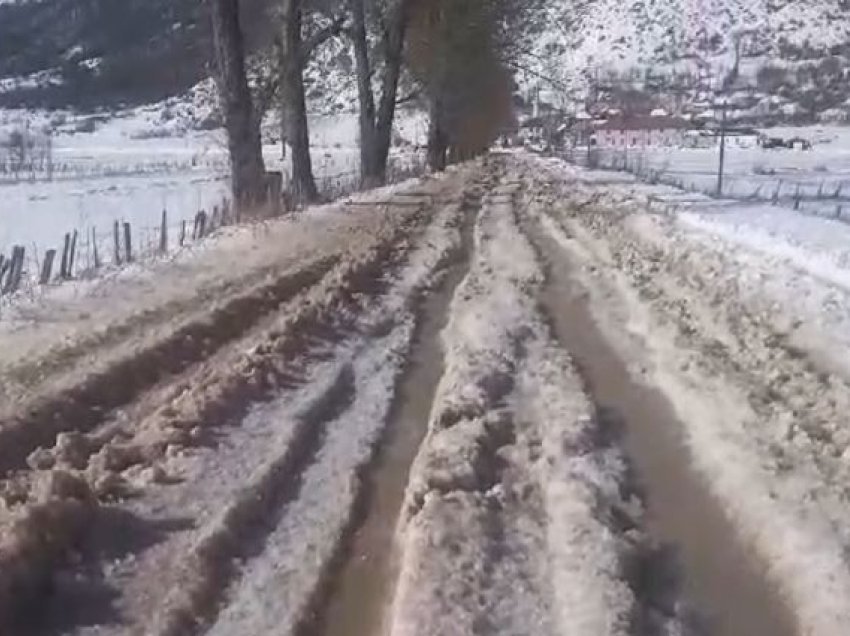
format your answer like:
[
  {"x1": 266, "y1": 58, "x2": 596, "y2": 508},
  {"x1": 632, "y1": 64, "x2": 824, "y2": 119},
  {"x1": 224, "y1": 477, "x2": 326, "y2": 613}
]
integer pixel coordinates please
[
  {"x1": 0, "y1": 192, "x2": 439, "y2": 635},
  {"x1": 1, "y1": 168, "x2": 481, "y2": 636},
  {"x1": 0, "y1": 255, "x2": 338, "y2": 475},
  {"x1": 154, "y1": 364, "x2": 357, "y2": 636},
  {"x1": 300, "y1": 186, "x2": 484, "y2": 636},
  {"x1": 0, "y1": 156, "x2": 816, "y2": 636},
  {"x1": 523, "y1": 201, "x2": 798, "y2": 636}
]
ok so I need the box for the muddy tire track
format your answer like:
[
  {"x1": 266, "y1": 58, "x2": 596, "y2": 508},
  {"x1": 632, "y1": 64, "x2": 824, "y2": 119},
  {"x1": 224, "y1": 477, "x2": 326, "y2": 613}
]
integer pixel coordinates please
[
  {"x1": 0, "y1": 203, "x2": 434, "y2": 635},
  {"x1": 0, "y1": 256, "x2": 339, "y2": 476},
  {"x1": 299, "y1": 184, "x2": 486, "y2": 636},
  {"x1": 387, "y1": 170, "x2": 657, "y2": 636},
  {"x1": 520, "y1": 150, "x2": 850, "y2": 635},
  {"x1": 522, "y1": 209, "x2": 796, "y2": 636},
  {"x1": 196, "y1": 185, "x2": 482, "y2": 636},
  {"x1": 0, "y1": 168, "x2": 484, "y2": 636},
  {"x1": 153, "y1": 364, "x2": 358, "y2": 636}
]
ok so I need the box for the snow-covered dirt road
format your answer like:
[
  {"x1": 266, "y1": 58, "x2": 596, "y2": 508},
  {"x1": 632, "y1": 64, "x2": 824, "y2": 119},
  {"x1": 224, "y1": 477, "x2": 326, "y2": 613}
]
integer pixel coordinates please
[{"x1": 0, "y1": 152, "x2": 847, "y2": 635}]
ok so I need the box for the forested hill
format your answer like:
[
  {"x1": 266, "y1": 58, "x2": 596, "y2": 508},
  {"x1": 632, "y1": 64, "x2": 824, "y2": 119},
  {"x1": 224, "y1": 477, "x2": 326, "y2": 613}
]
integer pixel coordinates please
[
  {"x1": 0, "y1": 0, "x2": 273, "y2": 108},
  {"x1": 520, "y1": 0, "x2": 850, "y2": 122},
  {"x1": 4, "y1": 0, "x2": 850, "y2": 122}
]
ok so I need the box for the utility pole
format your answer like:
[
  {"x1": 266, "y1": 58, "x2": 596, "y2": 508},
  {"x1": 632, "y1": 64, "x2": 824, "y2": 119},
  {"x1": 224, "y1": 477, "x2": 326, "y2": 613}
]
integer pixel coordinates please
[{"x1": 716, "y1": 98, "x2": 727, "y2": 197}]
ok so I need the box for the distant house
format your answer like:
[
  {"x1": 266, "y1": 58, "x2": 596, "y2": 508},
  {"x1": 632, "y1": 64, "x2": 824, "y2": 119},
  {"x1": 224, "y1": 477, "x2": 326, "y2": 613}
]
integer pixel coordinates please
[
  {"x1": 684, "y1": 129, "x2": 717, "y2": 149},
  {"x1": 685, "y1": 126, "x2": 760, "y2": 149},
  {"x1": 592, "y1": 115, "x2": 690, "y2": 148}
]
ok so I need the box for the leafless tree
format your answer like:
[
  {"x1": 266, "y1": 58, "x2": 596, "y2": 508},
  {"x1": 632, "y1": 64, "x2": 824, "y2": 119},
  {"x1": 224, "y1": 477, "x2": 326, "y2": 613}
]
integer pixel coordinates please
[
  {"x1": 410, "y1": 0, "x2": 530, "y2": 170},
  {"x1": 272, "y1": 0, "x2": 346, "y2": 202},
  {"x1": 210, "y1": 0, "x2": 268, "y2": 216},
  {"x1": 279, "y1": 0, "x2": 319, "y2": 201},
  {"x1": 349, "y1": 0, "x2": 411, "y2": 186}
]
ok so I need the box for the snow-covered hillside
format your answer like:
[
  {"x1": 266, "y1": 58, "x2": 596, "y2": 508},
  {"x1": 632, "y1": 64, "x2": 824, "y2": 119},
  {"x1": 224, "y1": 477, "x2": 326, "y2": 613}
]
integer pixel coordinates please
[
  {"x1": 521, "y1": 0, "x2": 850, "y2": 120},
  {"x1": 543, "y1": 0, "x2": 850, "y2": 68}
]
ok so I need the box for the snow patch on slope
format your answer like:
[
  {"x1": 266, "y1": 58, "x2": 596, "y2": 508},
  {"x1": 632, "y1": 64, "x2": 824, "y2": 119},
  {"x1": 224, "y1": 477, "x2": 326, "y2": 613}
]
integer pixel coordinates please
[{"x1": 523, "y1": 0, "x2": 850, "y2": 104}]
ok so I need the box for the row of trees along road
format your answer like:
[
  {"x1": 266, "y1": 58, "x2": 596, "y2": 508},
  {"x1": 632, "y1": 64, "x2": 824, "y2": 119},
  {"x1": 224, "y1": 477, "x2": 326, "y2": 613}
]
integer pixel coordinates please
[{"x1": 209, "y1": 0, "x2": 546, "y2": 216}]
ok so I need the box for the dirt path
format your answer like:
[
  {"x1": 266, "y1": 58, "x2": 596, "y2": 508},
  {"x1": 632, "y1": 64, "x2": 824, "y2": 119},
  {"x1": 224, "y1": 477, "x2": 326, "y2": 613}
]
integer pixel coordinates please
[
  {"x1": 6, "y1": 152, "x2": 850, "y2": 635},
  {"x1": 307, "y1": 186, "x2": 483, "y2": 636}
]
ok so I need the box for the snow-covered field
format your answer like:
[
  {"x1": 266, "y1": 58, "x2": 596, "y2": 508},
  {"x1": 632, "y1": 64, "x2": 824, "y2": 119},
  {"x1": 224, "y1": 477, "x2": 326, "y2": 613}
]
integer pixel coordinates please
[
  {"x1": 551, "y1": 152, "x2": 850, "y2": 328},
  {"x1": 0, "y1": 106, "x2": 428, "y2": 272},
  {"x1": 579, "y1": 126, "x2": 850, "y2": 219}
]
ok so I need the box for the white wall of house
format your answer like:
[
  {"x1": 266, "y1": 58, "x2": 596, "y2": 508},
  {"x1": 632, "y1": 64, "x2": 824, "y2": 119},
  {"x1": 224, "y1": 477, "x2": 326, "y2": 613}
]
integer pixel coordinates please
[{"x1": 594, "y1": 128, "x2": 686, "y2": 148}]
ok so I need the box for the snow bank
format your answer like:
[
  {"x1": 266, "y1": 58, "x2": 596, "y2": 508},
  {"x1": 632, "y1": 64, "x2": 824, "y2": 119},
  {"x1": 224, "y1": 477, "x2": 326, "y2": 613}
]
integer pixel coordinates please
[
  {"x1": 390, "y1": 182, "x2": 641, "y2": 635},
  {"x1": 531, "y1": 153, "x2": 850, "y2": 636}
]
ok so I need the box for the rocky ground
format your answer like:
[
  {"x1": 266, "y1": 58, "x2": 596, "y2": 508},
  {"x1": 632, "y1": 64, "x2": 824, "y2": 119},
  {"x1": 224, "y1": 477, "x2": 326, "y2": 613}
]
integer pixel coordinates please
[{"x1": 0, "y1": 152, "x2": 847, "y2": 636}]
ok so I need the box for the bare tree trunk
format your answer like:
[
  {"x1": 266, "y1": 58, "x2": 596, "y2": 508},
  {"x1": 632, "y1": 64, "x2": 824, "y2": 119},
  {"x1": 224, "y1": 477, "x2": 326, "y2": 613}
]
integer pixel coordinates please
[
  {"x1": 373, "y1": 1, "x2": 409, "y2": 181},
  {"x1": 279, "y1": 91, "x2": 289, "y2": 161},
  {"x1": 281, "y1": 0, "x2": 319, "y2": 202},
  {"x1": 350, "y1": 0, "x2": 410, "y2": 188},
  {"x1": 350, "y1": 0, "x2": 379, "y2": 186},
  {"x1": 210, "y1": 0, "x2": 267, "y2": 216},
  {"x1": 427, "y1": 95, "x2": 448, "y2": 172}
]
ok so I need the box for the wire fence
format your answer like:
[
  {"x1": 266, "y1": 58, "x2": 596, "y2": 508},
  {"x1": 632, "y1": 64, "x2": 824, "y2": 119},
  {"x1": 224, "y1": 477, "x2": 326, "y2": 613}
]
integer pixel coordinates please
[
  {"x1": 0, "y1": 157, "x2": 231, "y2": 185},
  {"x1": 0, "y1": 151, "x2": 427, "y2": 307},
  {"x1": 558, "y1": 146, "x2": 850, "y2": 224},
  {"x1": 0, "y1": 201, "x2": 231, "y2": 308}
]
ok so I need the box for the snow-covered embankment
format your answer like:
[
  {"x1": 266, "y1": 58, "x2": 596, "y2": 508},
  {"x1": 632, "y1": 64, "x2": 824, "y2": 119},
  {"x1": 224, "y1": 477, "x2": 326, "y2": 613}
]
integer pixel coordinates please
[{"x1": 389, "y1": 181, "x2": 647, "y2": 635}]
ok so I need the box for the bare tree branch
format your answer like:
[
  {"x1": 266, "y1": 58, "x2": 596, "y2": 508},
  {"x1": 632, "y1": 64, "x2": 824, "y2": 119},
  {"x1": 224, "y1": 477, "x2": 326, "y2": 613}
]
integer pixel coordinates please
[
  {"x1": 300, "y1": 13, "x2": 347, "y2": 61},
  {"x1": 395, "y1": 89, "x2": 419, "y2": 106}
]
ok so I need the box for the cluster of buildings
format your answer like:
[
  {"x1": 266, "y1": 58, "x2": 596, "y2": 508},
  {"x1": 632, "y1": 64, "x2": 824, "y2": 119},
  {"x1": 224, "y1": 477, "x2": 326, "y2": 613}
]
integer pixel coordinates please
[
  {"x1": 520, "y1": 108, "x2": 762, "y2": 151},
  {"x1": 592, "y1": 114, "x2": 692, "y2": 148}
]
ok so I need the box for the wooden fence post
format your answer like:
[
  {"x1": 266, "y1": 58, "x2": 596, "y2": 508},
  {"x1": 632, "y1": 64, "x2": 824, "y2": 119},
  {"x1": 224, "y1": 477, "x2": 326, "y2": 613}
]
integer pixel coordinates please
[
  {"x1": 60, "y1": 232, "x2": 71, "y2": 279},
  {"x1": 68, "y1": 230, "x2": 78, "y2": 278},
  {"x1": 40, "y1": 249, "x2": 56, "y2": 284},
  {"x1": 123, "y1": 222, "x2": 133, "y2": 263},
  {"x1": 0, "y1": 254, "x2": 7, "y2": 292},
  {"x1": 160, "y1": 209, "x2": 168, "y2": 254},
  {"x1": 14, "y1": 246, "x2": 25, "y2": 292},
  {"x1": 193, "y1": 210, "x2": 207, "y2": 240},
  {"x1": 772, "y1": 181, "x2": 782, "y2": 205},
  {"x1": 4, "y1": 246, "x2": 25, "y2": 294},
  {"x1": 92, "y1": 228, "x2": 101, "y2": 269},
  {"x1": 113, "y1": 220, "x2": 122, "y2": 265},
  {"x1": 222, "y1": 198, "x2": 231, "y2": 225},
  {"x1": 179, "y1": 220, "x2": 187, "y2": 246}
]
